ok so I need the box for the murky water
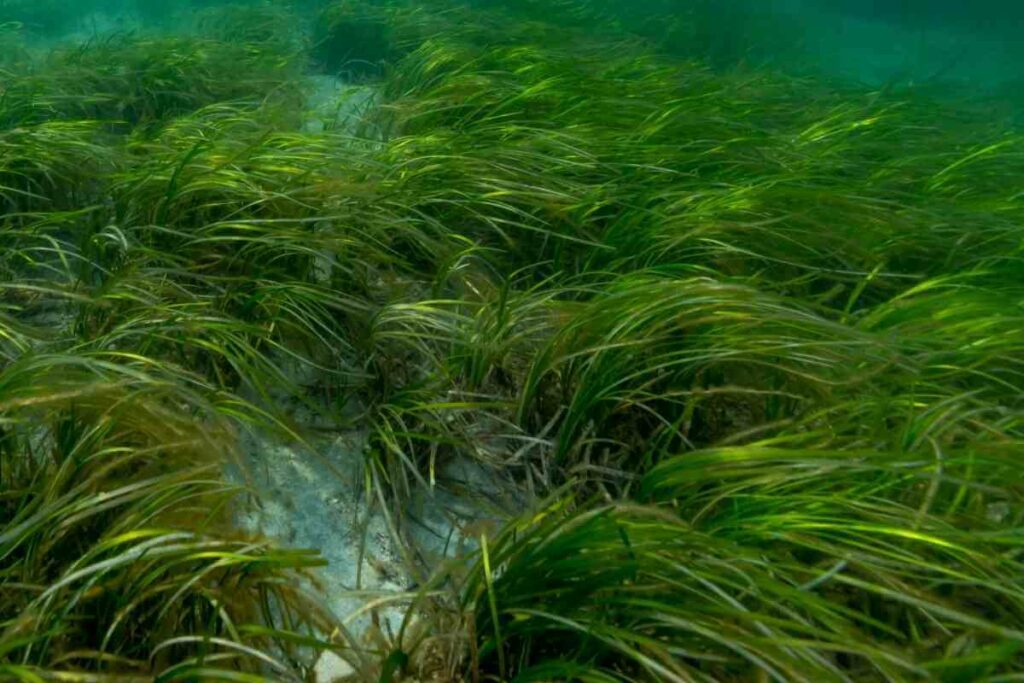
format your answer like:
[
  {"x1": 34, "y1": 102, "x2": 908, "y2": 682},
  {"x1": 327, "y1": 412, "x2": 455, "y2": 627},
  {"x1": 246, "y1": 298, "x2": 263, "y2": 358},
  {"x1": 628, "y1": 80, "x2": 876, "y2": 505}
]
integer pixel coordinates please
[{"x1": 4, "y1": 0, "x2": 1022, "y2": 87}]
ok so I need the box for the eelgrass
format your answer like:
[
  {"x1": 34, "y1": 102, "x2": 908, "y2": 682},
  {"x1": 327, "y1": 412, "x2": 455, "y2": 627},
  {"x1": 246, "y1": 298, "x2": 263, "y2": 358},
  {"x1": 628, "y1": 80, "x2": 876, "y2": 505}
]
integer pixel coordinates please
[
  {"x1": 0, "y1": 352, "x2": 361, "y2": 680},
  {"x1": 2, "y1": 0, "x2": 1024, "y2": 679},
  {"x1": 457, "y1": 438, "x2": 1024, "y2": 681},
  {"x1": 327, "y1": 3, "x2": 1024, "y2": 679}
]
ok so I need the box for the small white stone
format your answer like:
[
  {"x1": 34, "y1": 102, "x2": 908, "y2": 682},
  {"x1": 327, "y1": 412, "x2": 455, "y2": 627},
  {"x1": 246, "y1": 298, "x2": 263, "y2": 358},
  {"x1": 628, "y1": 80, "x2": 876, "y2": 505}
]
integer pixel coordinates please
[{"x1": 314, "y1": 650, "x2": 355, "y2": 682}]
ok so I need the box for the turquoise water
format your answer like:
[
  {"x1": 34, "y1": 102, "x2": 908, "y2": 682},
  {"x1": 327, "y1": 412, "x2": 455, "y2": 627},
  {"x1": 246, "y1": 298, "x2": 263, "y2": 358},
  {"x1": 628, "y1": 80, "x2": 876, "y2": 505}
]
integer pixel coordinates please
[
  {"x1": 3, "y1": 0, "x2": 1021, "y2": 93},
  {"x1": 589, "y1": 0, "x2": 1024, "y2": 91}
]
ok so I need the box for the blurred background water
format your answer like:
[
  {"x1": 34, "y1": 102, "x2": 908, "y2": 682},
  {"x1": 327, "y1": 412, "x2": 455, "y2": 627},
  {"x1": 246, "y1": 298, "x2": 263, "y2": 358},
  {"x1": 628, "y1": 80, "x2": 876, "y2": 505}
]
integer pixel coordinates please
[
  {"x1": 701, "y1": 0, "x2": 1022, "y2": 90},
  {"x1": 541, "y1": 0, "x2": 1023, "y2": 94},
  {"x1": 2, "y1": 0, "x2": 1020, "y2": 96}
]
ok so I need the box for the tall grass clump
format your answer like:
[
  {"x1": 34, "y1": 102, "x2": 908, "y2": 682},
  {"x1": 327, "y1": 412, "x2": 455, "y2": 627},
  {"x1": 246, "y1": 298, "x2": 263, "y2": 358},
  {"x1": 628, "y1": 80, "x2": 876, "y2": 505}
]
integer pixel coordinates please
[{"x1": 0, "y1": 356, "x2": 351, "y2": 680}]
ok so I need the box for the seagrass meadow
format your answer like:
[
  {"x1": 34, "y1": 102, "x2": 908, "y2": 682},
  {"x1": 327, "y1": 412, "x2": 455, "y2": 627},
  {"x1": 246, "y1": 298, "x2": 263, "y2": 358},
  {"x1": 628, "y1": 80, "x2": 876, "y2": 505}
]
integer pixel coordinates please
[{"x1": 1, "y1": 0, "x2": 1023, "y2": 681}]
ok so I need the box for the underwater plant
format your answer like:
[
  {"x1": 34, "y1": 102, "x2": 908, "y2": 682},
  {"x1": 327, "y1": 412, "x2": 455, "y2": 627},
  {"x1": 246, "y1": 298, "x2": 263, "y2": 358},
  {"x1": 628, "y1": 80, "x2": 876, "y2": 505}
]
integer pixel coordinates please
[{"x1": 2, "y1": 0, "x2": 1024, "y2": 680}]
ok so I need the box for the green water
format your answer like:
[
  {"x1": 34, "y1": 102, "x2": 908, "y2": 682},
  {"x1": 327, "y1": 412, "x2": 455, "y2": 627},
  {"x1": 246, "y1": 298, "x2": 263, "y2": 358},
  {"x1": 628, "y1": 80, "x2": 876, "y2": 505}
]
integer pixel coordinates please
[
  {"x1": 2, "y1": 2, "x2": 1023, "y2": 681},
  {"x1": 4, "y1": 0, "x2": 1024, "y2": 89}
]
